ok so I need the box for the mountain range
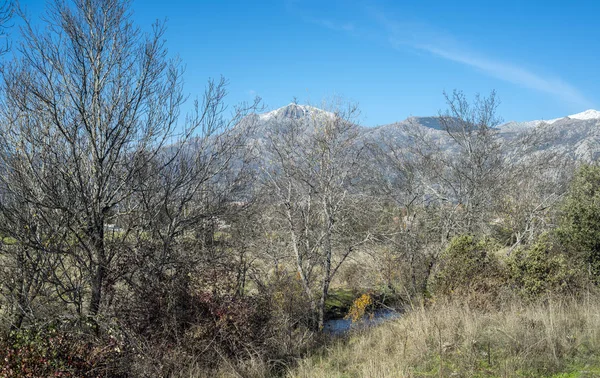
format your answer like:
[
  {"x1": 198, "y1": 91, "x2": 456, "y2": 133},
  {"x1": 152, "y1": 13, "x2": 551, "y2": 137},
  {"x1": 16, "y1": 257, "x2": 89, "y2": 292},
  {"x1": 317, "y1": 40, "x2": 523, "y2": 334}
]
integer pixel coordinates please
[{"x1": 249, "y1": 104, "x2": 600, "y2": 162}]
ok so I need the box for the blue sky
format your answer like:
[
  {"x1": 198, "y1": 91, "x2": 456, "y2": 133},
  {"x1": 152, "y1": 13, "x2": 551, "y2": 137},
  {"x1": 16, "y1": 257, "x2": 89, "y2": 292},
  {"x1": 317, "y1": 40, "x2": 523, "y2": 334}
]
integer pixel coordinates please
[{"x1": 19, "y1": 0, "x2": 600, "y2": 126}]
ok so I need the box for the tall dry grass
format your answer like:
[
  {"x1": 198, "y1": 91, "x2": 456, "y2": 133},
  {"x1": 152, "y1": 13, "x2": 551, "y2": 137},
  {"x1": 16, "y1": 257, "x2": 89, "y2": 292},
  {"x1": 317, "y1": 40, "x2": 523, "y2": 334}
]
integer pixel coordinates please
[{"x1": 289, "y1": 295, "x2": 600, "y2": 377}]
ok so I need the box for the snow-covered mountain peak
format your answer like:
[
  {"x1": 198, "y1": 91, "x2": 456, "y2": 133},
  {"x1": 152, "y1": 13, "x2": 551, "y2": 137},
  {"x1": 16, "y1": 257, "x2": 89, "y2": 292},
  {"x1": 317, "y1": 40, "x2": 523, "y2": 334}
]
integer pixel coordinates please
[
  {"x1": 566, "y1": 109, "x2": 600, "y2": 121},
  {"x1": 258, "y1": 103, "x2": 334, "y2": 121},
  {"x1": 500, "y1": 109, "x2": 600, "y2": 131},
  {"x1": 543, "y1": 109, "x2": 600, "y2": 125}
]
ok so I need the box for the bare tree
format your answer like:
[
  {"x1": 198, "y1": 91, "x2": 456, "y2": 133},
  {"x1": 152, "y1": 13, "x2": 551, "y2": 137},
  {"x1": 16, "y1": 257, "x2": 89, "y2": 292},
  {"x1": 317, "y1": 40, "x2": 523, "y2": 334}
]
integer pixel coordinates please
[
  {"x1": 383, "y1": 90, "x2": 567, "y2": 256},
  {"x1": 263, "y1": 101, "x2": 372, "y2": 329},
  {"x1": 0, "y1": 0, "x2": 258, "y2": 328},
  {"x1": 116, "y1": 82, "x2": 259, "y2": 334},
  {"x1": 493, "y1": 134, "x2": 573, "y2": 253},
  {"x1": 394, "y1": 90, "x2": 505, "y2": 242},
  {"x1": 0, "y1": 0, "x2": 12, "y2": 56},
  {"x1": 367, "y1": 91, "x2": 508, "y2": 295}
]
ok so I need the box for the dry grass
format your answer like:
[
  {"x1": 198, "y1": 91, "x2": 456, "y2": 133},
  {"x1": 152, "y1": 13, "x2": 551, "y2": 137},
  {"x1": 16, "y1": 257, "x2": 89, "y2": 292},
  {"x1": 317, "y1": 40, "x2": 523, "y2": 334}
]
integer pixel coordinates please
[{"x1": 289, "y1": 295, "x2": 600, "y2": 378}]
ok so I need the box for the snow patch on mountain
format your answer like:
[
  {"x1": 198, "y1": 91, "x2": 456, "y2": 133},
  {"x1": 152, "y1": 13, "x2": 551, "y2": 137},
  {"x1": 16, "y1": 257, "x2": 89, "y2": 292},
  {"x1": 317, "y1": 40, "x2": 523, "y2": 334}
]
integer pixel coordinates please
[
  {"x1": 500, "y1": 109, "x2": 600, "y2": 130},
  {"x1": 565, "y1": 109, "x2": 600, "y2": 121},
  {"x1": 258, "y1": 103, "x2": 334, "y2": 121}
]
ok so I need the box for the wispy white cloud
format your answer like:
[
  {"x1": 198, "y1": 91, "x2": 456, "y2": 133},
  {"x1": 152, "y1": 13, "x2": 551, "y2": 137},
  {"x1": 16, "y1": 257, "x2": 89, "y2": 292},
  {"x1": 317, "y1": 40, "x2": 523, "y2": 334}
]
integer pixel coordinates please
[
  {"x1": 290, "y1": 3, "x2": 592, "y2": 108},
  {"x1": 376, "y1": 13, "x2": 593, "y2": 108},
  {"x1": 417, "y1": 44, "x2": 592, "y2": 108}
]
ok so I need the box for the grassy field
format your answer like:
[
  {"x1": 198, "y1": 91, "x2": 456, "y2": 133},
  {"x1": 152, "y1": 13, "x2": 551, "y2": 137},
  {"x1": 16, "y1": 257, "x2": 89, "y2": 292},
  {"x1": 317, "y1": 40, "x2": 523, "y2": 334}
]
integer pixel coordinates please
[{"x1": 288, "y1": 296, "x2": 600, "y2": 378}]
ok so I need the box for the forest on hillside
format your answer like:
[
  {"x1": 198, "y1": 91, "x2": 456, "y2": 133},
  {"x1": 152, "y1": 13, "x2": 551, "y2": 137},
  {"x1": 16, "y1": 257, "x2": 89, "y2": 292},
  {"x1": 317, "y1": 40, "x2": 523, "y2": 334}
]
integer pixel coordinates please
[{"x1": 1, "y1": 1, "x2": 600, "y2": 377}]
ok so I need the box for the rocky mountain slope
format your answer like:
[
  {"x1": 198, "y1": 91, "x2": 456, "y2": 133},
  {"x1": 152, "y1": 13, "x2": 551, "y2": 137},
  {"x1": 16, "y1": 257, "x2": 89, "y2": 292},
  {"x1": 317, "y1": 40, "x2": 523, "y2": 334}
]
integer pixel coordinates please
[{"x1": 247, "y1": 104, "x2": 600, "y2": 162}]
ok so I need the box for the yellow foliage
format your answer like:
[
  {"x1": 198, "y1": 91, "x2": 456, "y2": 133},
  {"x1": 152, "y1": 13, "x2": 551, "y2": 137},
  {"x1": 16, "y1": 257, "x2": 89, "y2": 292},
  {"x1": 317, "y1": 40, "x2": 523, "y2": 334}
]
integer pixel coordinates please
[{"x1": 345, "y1": 293, "x2": 373, "y2": 323}]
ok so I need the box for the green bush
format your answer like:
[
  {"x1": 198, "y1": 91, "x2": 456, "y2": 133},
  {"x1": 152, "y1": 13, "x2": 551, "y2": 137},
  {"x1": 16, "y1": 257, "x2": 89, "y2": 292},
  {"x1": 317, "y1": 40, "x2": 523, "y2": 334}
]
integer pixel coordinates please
[
  {"x1": 430, "y1": 235, "x2": 507, "y2": 307},
  {"x1": 507, "y1": 241, "x2": 577, "y2": 299},
  {"x1": 557, "y1": 164, "x2": 600, "y2": 281}
]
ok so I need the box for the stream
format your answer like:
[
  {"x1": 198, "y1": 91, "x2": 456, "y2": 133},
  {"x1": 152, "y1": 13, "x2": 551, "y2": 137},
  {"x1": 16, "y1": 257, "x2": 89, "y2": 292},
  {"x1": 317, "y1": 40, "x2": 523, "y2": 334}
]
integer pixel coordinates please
[{"x1": 323, "y1": 309, "x2": 401, "y2": 335}]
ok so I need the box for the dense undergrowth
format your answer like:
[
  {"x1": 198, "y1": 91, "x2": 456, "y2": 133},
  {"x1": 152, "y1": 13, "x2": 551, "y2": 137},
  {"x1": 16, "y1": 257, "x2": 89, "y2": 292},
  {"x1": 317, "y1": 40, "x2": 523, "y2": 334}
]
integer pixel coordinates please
[
  {"x1": 2, "y1": 163, "x2": 599, "y2": 377},
  {"x1": 290, "y1": 297, "x2": 600, "y2": 378}
]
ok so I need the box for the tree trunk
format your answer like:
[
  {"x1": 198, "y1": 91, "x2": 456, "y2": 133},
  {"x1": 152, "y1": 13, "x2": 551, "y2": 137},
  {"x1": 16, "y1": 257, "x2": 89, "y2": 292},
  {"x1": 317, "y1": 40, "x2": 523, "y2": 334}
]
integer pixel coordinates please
[
  {"x1": 285, "y1": 206, "x2": 318, "y2": 326},
  {"x1": 317, "y1": 202, "x2": 334, "y2": 330},
  {"x1": 13, "y1": 281, "x2": 27, "y2": 330},
  {"x1": 88, "y1": 225, "x2": 106, "y2": 318},
  {"x1": 89, "y1": 263, "x2": 105, "y2": 317},
  {"x1": 317, "y1": 274, "x2": 331, "y2": 330}
]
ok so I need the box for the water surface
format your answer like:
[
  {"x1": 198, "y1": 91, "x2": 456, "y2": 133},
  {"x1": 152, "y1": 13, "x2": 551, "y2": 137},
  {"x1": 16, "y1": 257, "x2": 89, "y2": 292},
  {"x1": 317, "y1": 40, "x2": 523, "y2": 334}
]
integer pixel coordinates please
[{"x1": 323, "y1": 309, "x2": 401, "y2": 335}]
